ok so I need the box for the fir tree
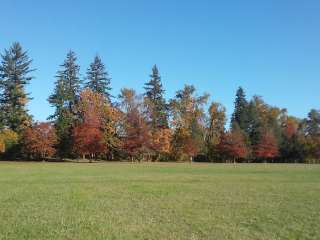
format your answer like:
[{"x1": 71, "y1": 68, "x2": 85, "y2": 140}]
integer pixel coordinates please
[
  {"x1": 48, "y1": 51, "x2": 81, "y2": 157},
  {"x1": 231, "y1": 87, "x2": 249, "y2": 133},
  {"x1": 144, "y1": 65, "x2": 168, "y2": 129},
  {"x1": 0, "y1": 42, "x2": 34, "y2": 132},
  {"x1": 85, "y1": 55, "x2": 112, "y2": 101}
]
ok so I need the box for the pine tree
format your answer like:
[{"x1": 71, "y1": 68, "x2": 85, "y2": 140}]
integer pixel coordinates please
[
  {"x1": 144, "y1": 65, "x2": 168, "y2": 129},
  {"x1": 0, "y1": 42, "x2": 34, "y2": 132},
  {"x1": 231, "y1": 87, "x2": 249, "y2": 133},
  {"x1": 48, "y1": 51, "x2": 81, "y2": 157},
  {"x1": 85, "y1": 55, "x2": 112, "y2": 101}
]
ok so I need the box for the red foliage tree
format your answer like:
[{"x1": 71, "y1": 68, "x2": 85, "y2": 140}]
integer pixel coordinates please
[
  {"x1": 218, "y1": 128, "x2": 248, "y2": 163},
  {"x1": 72, "y1": 89, "x2": 107, "y2": 159},
  {"x1": 122, "y1": 109, "x2": 152, "y2": 161},
  {"x1": 254, "y1": 132, "x2": 279, "y2": 161},
  {"x1": 73, "y1": 123, "x2": 105, "y2": 160},
  {"x1": 22, "y1": 122, "x2": 57, "y2": 159}
]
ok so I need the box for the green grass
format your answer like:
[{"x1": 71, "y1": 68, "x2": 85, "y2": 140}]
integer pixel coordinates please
[{"x1": 0, "y1": 162, "x2": 319, "y2": 240}]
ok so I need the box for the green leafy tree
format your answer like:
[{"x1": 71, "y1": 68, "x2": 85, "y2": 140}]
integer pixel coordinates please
[
  {"x1": 48, "y1": 51, "x2": 81, "y2": 157},
  {"x1": 85, "y1": 55, "x2": 112, "y2": 102},
  {"x1": 0, "y1": 42, "x2": 34, "y2": 132},
  {"x1": 144, "y1": 65, "x2": 168, "y2": 129}
]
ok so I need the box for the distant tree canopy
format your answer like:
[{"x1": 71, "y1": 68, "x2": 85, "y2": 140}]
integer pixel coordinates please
[{"x1": 0, "y1": 42, "x2": 319, "y2": 163}]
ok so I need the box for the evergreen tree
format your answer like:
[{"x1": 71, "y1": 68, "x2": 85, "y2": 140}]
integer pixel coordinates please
[
  {"x1": 247, "y1": 96, "x2": 285, "y2": 147},
  {"x1": 85, "y1": 55, "x2": 112, "y2": 101},
  {"x1": 231, "y1": 87, "x2": 249, "y2": 133},
  {"x1": 305, "y1": 109, "x2": 320, "y2": 137},
  {"x1": 48, "y1": 51, "x2": 81, "y2": 157},
  {"x1": 0, "y1": 42, "x2": 34, "y2": 132},
  {"x1": 144, "y1": 65, "x2": 168, "y2": 129}
]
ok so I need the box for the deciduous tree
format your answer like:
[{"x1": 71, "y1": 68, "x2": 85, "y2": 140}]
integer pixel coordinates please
[
  {"x1": 254, "y1": 131, "x2": 279, "y2": 162},
  {"x1": 122, "y1": 108, "x2": 152, "y2": 161},
  {"x1": 0, "y1": 129, "x2": 18, "y2": 154},
  {"x1": 218, "y1": 125, "x2": 248, "y2": 163},
  {"x1": 152, "y1": 128, "x2": 172, "y2": 161},
  {"x1": 72, "y1": 89, "x2": 119, "y2": 160},
  {"x1": 169, "y1": 85, "x2": 208, "y2": 161},
  {"x1": 22, "y1": 122, "x2": 57, "y2": 159},
  {"x1": 206, "y1": 102, "x2": 226, "y2": 161}
]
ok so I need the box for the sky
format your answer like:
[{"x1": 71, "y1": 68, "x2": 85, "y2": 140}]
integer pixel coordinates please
[{"x1": 0, "y1": 0, "x2": 319, "y2": 122}]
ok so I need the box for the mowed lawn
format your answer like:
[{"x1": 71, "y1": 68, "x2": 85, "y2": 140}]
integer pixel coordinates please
[{"x1": 0, "y1": 163, "x2": 319, "y2": 240}]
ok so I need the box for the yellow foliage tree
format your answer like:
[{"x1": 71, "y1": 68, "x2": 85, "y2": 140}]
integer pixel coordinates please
[{"x1": 0, "y1": 129, "x2": 19, "y2": 154}]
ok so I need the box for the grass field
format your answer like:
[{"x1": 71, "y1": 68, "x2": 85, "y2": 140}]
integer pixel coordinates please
[{"x1": 0, "y1": 162, "x2": 319, "y2": 240}]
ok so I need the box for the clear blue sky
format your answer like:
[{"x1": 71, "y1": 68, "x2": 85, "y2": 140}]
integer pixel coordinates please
[{"x1": 1, "y1": 0, "x2": 319, "y2": 121}]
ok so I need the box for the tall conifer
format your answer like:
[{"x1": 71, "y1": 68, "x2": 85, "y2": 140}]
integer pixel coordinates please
[
  {"x1": 48, "y1": 51, "x2": 81, "y2": 157},
  {"x1": 144, "y1": 65, "x2": 168, "y2": 129},
  {"x1": 0, "y1": 42, "x2": 34, "y2": 132},
  {"x1": 85, "y1": 55, "x2": 112, "y2": 101}
]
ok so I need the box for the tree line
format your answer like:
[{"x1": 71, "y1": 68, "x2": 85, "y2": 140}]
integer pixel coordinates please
[{"x1": 0, "y1": 42, "x2": 319, "y2": 163}]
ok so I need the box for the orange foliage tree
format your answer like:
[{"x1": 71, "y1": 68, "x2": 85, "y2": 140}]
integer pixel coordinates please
[
  {"x1": 152, "y1": 128, "x2": 173, "y2": 161},
  {"x1": 254, "y1": 131, "x2": 279, "y2": 161},
  {"x1": 183, "y1": 136, "x2": 199, "y2": 162},
  {"x1": 22, "y1": 122, "x2": 57, "y2": 159}
]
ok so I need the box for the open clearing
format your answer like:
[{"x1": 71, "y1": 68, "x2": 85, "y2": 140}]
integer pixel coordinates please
[{"x1": 0, "y1": 162, "x2": 319, "y2": 240}]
